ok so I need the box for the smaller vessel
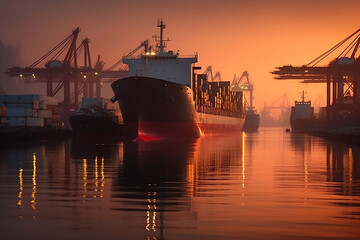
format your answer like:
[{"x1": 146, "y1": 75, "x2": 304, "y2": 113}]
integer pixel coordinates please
[
  {"x1": 243, "y1": 108, "x2": 260, "y2": 132},
  {"x1": 290, "y1": 91, "x2": 314, "y2": 133},
  {"x1": 231, "y1": 71, "x2": 260, "y2": 131},
  {"x1": 69, "y1": 98, "x2": 123, "y2": 138}
]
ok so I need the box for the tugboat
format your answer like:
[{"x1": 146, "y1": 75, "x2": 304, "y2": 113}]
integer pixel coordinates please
[
  {"x1": 110, "y1": 19, "x2": 245, "y2": 139},
  {"x1": 290, "y1": 91, "x2": 314, "y2": 133},
  {"x1": 69, "y1": 97, "x2": 123, "y2": 138}
]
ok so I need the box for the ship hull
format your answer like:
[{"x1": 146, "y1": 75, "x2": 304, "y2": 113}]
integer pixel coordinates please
[
  {"x1": 111, "y1": 76, "x2": 244, "y2": 139},
  {"x1": 290, "y1": 118, "x2": 314, "y2": 133},
  {"x1": 69, "y1": 111, "x2": 123, "y2": 138},
  {"x1": 243, "y1": 111, "x2": 260, "y2": 132}
]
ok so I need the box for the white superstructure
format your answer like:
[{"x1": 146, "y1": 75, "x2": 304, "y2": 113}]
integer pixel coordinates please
[{"x1": 122, "y1": 19, "x2": 197, "y2": 86}]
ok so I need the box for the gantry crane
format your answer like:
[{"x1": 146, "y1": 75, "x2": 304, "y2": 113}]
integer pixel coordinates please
[
  {"x1": 260, "y1": 93, "x2": 290, "y2": 125},
  {"x1": 3, "y1": 28, "x2": 131, "y2": 115},
  {"x1": 202, "y1": 66, "x2": 222, "y2": 82},
  {"x1": 231, "y1": 71, "x2": 254, "y2": 110},
  {"x1": 5, "y1": 28, "x2": 83, "y2": 115},
  {"x1": 272, "y1": 27, "x2": 360, "y2": 121}
]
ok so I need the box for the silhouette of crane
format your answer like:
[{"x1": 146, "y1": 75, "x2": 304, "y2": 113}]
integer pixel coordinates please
[
  {"x1": 202, "y1": 66, "x2": 221, "y2": 82},
  {"x1": 272, "y1": 27, "x2": 360, "y2": 121},
  {"x1": 260, "y1": 93, "x2": 290, "y2": 126},
  {"x1": 231, "y1": 71, "x2": 254, "y2": 110}
]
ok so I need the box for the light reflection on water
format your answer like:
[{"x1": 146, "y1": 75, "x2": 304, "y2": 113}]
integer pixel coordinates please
[{"x1": 0, "y1": 128, "x2": 359, "y2": 239}]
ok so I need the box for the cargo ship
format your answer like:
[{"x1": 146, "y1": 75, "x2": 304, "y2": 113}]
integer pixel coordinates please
[
  {"x1": 111, "y1": 19, "x2": 245, "y2": 139},
  {"x1": 290, "y1": 91, "x2": 314, "y2": 133},
  {"x1": 69, "y1": 97, "x2": 123, "y2": 138}
]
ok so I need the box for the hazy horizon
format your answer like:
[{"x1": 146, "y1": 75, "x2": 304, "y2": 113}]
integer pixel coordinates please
[{"x1": 1, "y1": 0, "x2": 360, "y2": 113}]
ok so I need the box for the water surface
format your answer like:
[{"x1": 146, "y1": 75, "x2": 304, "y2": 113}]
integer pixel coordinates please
[{"x1": 0, "y1": 128, "x2": 359, "y2": 239}]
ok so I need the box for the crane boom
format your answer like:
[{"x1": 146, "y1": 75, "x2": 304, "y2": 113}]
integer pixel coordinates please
[
  {"x1": 202, "y1": 65, "x2": 222, "y2": 82},
  {"x1": 107, "y1": 40, "x2": 149, "y2": 71}
]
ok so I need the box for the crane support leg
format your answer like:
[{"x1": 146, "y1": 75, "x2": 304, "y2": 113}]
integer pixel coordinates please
[
  {"x1": 89, "y1": 78, "x2": 94, "y2": 98},
  {"x1": 74, "y1": 76, "x2": 79, "y2": 109},
  {"x1": 47, "y1": 69, "x2": 53, "y2": 96},
  {"x1": 83, "y1": 81, "x2": 89, "y2": 98},
  {"x1": 326, "y1": 73, "x2": 331, "y2": 121},
  {"x1": 355, "y1": 66, "x2": 360, "y2": 104},
  {"x1": 63, "y1": 68, "x2": 71, "y2": 116},
  {"x1": 95, "y1": 78, "x2": 101, "y2": 98},
  {"x1": 339, "y1": 72, "x2": 344, "y2": 104}
]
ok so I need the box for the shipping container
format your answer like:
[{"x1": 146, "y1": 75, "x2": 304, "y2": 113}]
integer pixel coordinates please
[
  {"x1": 8, "y1": 117, "x2": 26, "y2": 127},
  {"x1": 0, "y1": 117, "x2": 8, "y2": 125},
  {"x1": 7, "y1": 108, "x2": 37, "y2": 117},
  {"x1": 39, "y1": 95, "x2": 59, "y2": 106},
  {"x1": 26, "y1": 117, "x2": 44, "y2": 127},
  {"x1": 4, "y1": 102, "x2": 39, "y2": 110},
  {"x1": 6, "y1": 95, "x2": 41, "y2": 104},
  {"x1": 0, "y1": 106, "x2": 7, "y2": 117},
  {"x1": 38, "y1": 110, "x2": 53, "y2": 118}
]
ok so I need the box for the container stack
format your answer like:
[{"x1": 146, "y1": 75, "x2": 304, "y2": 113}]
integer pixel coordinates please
[
  {"x1": 0, "y1": 94, "x2": 62, "y2": 128},
  {"x1": 194, "y1": 74, "x2": 244, "y2": 118}
]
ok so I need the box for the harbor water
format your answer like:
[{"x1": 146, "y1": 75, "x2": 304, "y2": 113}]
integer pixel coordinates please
[{"x1": 0, "y1": 128, "x2": 359, "y2": 239}]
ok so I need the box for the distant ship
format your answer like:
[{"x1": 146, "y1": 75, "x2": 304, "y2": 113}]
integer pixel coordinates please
[
  {"x1": 110, "y1": 19, "x2": 245, "y2": 139},
  {"x1": 243, "y1": 109, "x2": 260, "y2": 132},
  {"x1": 290, "y1": 91, "x2": 314, "y2": 133},
  {"x1": 69, "y1": 97, "x2": 123, "y2": 138},
  {"x1": 231, "y1": 71, "x2": 260, "y2": 132}
]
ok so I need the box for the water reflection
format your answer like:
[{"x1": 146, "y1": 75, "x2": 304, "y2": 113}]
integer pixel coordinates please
[
  {"x1": 31, "y1": 153, "x2": 37, "y2": 212},
  {"x1": 70, "y1": 140, "x2": 122, "y2": 199},
  {"x1": 326, "y1": 141, "x2": 360, "y2": 195},
  {"x1": 17, "y1": 168, "x2": 23, "y2": 212},
  {"x1": 0, "y1": 130, "x2": 359, "y2": 239},
  {"x1": 290, "y1": 133, "x2": 360, "y2": 195},
  {"x1": 289, "y1": 133, "x2": 360, "y2": 221},
  {"x1": 114, "y1": 139, "x2": 198, "y2": 240}
]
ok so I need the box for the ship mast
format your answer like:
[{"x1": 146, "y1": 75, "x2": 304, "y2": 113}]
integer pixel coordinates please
[
  {"x1": 301, "y1": 90, "x2": 306, "y2": 102},
  {"x1": 157, "y1": 19, "x2": 166, "y2": 53}
]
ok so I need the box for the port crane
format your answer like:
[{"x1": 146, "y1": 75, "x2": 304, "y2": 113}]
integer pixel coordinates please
[
  {"x1": 202, "y1": 66, "x2": 222, "y2": 81},
  {"x1": 272, "y1": 27, "x2": 360, "y2": 121},
  {"x1": 231, "y1": 71, "x2": 255, "y2": 111},
  {"x1": 98, "y1": 40, "x2": 149, "y2": 83},
  {"x1": 106, "y1": 40, "x2": 149, "y2": 71},
  {"x1": 260, "y1": 93, "x2": 290, "y2": 125},
  {"x1": 4, "y1": 28, "x2": 129, "y2": 115},
  {"x1": 5, "y1": 27, "x2": 84, "y2": 114}
]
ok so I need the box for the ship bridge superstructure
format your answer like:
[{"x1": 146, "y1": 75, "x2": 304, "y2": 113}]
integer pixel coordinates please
[{"x1": 123, "y1": 19, "x2": 197, "y2": 87}]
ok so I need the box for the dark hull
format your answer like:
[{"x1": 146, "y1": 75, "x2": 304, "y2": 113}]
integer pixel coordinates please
[
  {"x1": 243, "y1": 111, "x2": 260, "y2": 132},
  {"x1": 111, "y1": 76, "x2": 244, "y2": 139},
  {"x1": 69, "y1": 112, "x2": 124, "y2": 138},
  {"x1": 290, "y1": 118, "x2": 314, "y2": 133}
]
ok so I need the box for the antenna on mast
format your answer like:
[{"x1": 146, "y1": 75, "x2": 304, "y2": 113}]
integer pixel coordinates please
[
  {"x1": 301, "y1": 90, "x2": 306, "y2": 102},
  {"x1": 157, "y1": 19, "x2": 166, "y2": 53}
]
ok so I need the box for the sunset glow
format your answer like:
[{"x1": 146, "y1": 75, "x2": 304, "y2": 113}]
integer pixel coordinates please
[{"x1": 1, "y1": 0, "x2": 360, "y2": 112}]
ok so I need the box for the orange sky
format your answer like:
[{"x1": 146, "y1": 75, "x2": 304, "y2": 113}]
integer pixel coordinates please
[{"x1": 1, "y1": 0, "x2": 360, "y2": 112}]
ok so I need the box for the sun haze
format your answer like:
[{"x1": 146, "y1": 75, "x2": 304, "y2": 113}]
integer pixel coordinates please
[{"x1": 1, "y1": 0, "x2": 359, "y2": 111}]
